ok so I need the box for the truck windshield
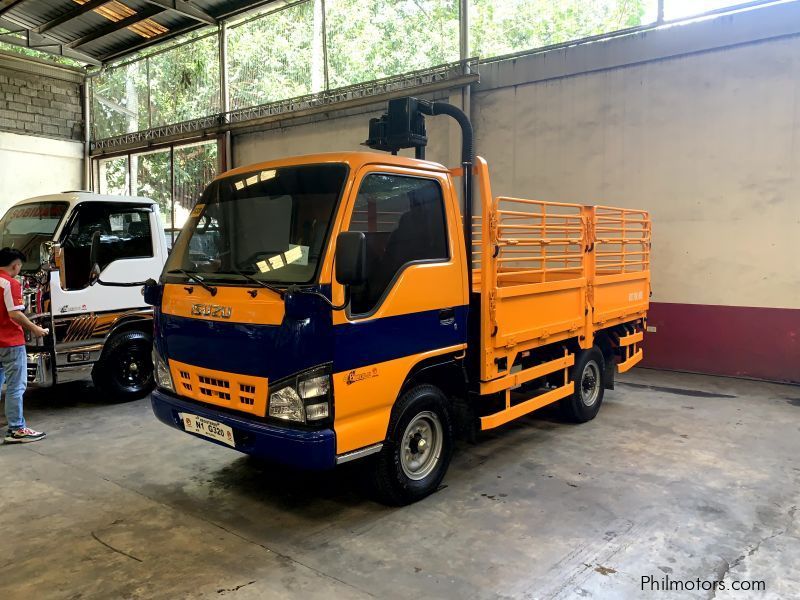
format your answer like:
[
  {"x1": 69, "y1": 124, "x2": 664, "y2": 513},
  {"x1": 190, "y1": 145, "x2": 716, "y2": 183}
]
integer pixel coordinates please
[
  {"x1": 164, "y1": 164, "x2": 348, "y2": 285},
  {"x1": 0, "y1": 202, "x2": 69, "y2": 271}
]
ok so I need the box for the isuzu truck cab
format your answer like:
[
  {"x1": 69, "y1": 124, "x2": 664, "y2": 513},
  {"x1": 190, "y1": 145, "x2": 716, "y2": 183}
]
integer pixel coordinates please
[
  {"x1": 148, "y1": 98, "x2": 650, "y2": 504},
  {"x1": 0, "y1": 192, "x2": 167, "y2": 399}
]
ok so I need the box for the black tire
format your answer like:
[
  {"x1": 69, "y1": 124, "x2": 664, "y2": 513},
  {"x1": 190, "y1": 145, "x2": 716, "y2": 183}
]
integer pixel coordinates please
[
  {"x1": 371, "y1": 384, "x2": 454, "y2": 506},
  {"x1": 560, "y1": 347, "x2": 605, "y2": 423},
  {"x1": 92, "y1": 330, "x2": 155, "y2": 401}
]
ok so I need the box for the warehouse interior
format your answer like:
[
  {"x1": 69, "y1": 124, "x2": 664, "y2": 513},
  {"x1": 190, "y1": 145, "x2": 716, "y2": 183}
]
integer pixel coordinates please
[{"x1": 0, "y1": 0, "x2": 798, "y2": 598}]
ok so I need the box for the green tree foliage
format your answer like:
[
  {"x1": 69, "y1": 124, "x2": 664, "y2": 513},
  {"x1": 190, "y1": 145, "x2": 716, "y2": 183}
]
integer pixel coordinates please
[
  {"x1": 134, "y1": 150, "x2": 171, "y2": 224},
  {"x1": 91, "y1": 62, "x2": 148, "y2": 139},
  {"x1": 147, "y1": 36, "x2": 219, "y2": 127},
  {"x1": 326, "y1": 0, "x2": 459, "y2": 88},
  {"x1": 228, "y1": 1, "x2": 318, "y2": 109},
  {"x1": 91, "y1": 0, "x2": 650, "y2": 138},
  {"x1": 470, "y1": 0, "x2": 650, "y2": 59}
]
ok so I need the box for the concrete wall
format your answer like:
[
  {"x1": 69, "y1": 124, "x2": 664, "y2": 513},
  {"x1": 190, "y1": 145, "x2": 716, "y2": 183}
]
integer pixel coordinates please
[
  {"x1": 0, "y1": 131, "x2": 84, "y2": 212},
  {"x1": 0, "y1": 51, "x2": 84, "y2": 141},
  {"x1": 232, "y1": 94, "x2": 459, "y2": 170},
  {"x1": 0, "y1": 52, "x2": 85, "y2": 215},
  {"x1": 230, "y1": 2, "x2": 800, "y2": 382},
  {"x1": 471, "y1": 3, "x2": 800, "y2": 382}
]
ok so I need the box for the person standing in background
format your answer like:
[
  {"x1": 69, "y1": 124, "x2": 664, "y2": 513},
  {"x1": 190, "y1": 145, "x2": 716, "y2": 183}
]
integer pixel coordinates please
[{"x1": 0, "y1": 248, "x2": 49, "y2": 443}]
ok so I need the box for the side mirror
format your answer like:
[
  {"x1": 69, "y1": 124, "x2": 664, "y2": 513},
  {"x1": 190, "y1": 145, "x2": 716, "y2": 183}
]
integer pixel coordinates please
[
  {"x1": 88, "y1": 230, "x2": 101, "y2": 284},
  {"x1": 335, "y1": 231, "x2": 367, "y2": 286},
  {"x1": 142, "y1": 278, "x2": 161, "y2": 306},
  {"x1": 39, "y1": 241, "x2": 54, "y2": 270}
]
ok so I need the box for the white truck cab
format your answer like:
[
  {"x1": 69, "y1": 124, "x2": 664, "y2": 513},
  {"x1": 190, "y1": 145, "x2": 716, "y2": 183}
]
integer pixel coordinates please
[{"x1": 0, "y1": 191, "x2": 168, "y2": 399}]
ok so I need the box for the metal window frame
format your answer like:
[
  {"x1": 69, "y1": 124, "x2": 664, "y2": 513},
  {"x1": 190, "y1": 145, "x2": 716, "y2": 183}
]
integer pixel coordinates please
[
  {"x1": 92, "y1": 137, "x2": 224, "y2": 247},
  {"x1": 88, "y1": 0, "x2": 790, "y2": 151}
]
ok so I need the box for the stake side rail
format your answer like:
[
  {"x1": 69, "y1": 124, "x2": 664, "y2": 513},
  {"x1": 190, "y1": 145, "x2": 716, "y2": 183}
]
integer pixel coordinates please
[{"x1": 470, "y1": 157, "x2": 651, "y2": 430}]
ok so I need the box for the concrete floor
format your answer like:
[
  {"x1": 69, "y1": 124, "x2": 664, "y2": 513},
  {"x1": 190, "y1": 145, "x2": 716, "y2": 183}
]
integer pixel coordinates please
[{"x1": 1, "y1": 369, "x2": 798, "y2": 600}]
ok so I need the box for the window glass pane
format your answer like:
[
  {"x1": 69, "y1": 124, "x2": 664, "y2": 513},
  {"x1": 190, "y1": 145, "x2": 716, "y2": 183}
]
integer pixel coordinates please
[
  {"x1": 164, "y1": 164, "x2": 348, "y2": 285},
  {"x1": 147, "y1": 35, "x2": 220, "y2": 128},
  {"x1": 326, "y1": 0, "x2": 459, "y2": 88},
  {"x1": 98, "y1": 156, "x2": 129, "y2": 196},
  {"x1": 664, "y1": 0, "x2": 756, "y2": 19},
  {"x1": 347, "y1": 174, "x2": 448, "y2": 314},
  {"x1": 133, "y1": 149, "x2": 171, "y2": 234},
  {"x1": 0, "y1": 203, "x2": 69, "y2": 271},
  {"x1": 470, "y1": 0, "x2": 658, "y2": 60},
  {"x1": 173, "y1": 141, "x2": 219, "y2": 232},
  {"x1": 228, "y1": 1, "x2": 321, "y2": 110},
  {"x1": 62, "y1": 204, "x2": 153, "y2": 290},
  {"x1": 91, "y1": 61, "x2": 149, "y2": 139}
]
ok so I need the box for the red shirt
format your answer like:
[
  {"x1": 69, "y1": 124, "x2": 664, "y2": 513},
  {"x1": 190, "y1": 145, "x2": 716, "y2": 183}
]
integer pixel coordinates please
[{"x1": 0, "y1": 271, "x2": 25, "y2": 347}]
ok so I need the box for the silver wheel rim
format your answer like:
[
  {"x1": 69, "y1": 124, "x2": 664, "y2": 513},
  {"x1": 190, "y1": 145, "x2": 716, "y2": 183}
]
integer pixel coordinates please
[
  {"x1": 400, "y1": 411, "x2": 443, "y2": 481},
  {"x1": 580, "y1": 361, "x2": 601, "y2": 407}
]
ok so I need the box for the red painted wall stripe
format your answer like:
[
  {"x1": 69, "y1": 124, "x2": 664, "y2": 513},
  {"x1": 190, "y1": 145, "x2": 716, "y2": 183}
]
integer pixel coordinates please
[{"x1": 642, "y1": 302, "x2": 800, "y2": 383}]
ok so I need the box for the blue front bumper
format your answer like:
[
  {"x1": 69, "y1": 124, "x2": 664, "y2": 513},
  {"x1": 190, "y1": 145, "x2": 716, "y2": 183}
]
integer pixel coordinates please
[{"x1": 151, "y1": 389, "x2": 336, "y2": 470}]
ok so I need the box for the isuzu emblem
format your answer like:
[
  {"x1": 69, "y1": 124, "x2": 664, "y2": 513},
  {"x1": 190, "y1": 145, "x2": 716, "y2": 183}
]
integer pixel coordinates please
[{"x1": 191, "y1": 304, "x2": 232, "y2": 319}]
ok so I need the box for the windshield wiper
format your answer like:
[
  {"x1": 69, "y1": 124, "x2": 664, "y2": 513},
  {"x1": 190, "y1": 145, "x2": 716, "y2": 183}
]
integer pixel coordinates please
[
  {"x1": 226, "y1": 266, "x2": 285, "y2": 299},
  {"x1": 167, "y1": 269, "x2": 217, "y2": 296}
]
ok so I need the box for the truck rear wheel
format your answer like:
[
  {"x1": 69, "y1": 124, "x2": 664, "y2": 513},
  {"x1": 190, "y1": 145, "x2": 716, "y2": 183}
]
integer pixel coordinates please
[
  {"x1": 371, "y1": 384, "x2": 454, "y2": 505},
  {"x1": 92, "y1": 330, "x2": 154, "y2": 401},
  {"x1": 561, "y1": 347, "x2": 605, "y2": 423}
]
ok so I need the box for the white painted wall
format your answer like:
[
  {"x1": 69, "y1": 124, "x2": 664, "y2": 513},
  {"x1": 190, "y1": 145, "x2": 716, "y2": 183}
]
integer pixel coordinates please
[
  {"x1": 233, "y1": 102, "x2": 458, "y2": 170},
  {"x1": 0, "y1": 131, "x2": 84, "y2": 214},
  {"x1": 472, "y1": 36, "x2": 800, "y2": 309}
]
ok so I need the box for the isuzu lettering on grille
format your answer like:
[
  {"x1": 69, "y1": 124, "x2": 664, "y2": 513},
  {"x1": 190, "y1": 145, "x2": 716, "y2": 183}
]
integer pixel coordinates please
[{"x1": 191, "y1": 304, "x2": 232, "y2": 319}]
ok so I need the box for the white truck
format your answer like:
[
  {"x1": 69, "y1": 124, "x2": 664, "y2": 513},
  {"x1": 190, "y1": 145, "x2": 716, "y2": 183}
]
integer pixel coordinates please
[{"x1": 0, "y1": 191, "x2": 168, "y2": 400}]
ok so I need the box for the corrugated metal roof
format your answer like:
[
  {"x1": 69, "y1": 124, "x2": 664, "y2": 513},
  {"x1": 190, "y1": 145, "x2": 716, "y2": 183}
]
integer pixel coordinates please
[{"x1": 0, "y1": 0, "x2": 279, "y2": 66}]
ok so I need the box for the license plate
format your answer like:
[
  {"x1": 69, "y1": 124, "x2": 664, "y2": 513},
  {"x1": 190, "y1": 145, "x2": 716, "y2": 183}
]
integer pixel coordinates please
[{"x1": 179, "y1": 413, "x2": 235, "y2": 447}]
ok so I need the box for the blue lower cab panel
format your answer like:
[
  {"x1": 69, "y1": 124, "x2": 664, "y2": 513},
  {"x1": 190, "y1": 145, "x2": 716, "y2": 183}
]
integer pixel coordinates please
[{"x1": 150, "y1": 389, "x2": 336, "y2": 470}]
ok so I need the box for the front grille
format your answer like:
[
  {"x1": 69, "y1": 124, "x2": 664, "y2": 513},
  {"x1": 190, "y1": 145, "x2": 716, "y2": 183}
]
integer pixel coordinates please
[{"x1": 170, "y1": 359, "x2": 268, "y2": 417}]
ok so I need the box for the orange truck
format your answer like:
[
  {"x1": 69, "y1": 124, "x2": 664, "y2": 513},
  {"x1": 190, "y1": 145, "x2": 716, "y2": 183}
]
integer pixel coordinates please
[{"x1": 146, "y1": 97, "x2": 651, "y2": 504}]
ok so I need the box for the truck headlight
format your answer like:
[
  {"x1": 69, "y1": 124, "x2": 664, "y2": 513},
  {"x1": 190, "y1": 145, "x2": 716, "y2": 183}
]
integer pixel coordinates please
[
  {"x1": 269, "y1": 386, "x2": 304, "y2": 422},
  {"x1": 298, "y1": 375, "x2": 330, "y2": 399},
  {"x1": 268, "y1": 368, "x2": 332, "y2": 423},
  {"x1": 153, "y1": 348, "x2": 174, "y2": 392}
]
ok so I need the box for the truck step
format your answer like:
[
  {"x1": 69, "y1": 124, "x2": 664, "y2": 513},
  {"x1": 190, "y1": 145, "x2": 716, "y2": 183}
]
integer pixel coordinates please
[
  {"x1": 480, "y1": 382, "x2": 574, "y2": 430},
  {"x1": 618, "y1": 348, "x2": 643, "y2": 373}
]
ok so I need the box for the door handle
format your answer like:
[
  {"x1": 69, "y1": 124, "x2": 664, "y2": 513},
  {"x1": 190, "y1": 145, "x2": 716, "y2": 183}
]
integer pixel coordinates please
[{"x1": 439, "y1": 307, "x2": 456, "y2": 325}]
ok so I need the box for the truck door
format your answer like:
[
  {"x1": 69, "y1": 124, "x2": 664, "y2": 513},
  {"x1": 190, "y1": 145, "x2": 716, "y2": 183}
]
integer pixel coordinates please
[
  {"x1": 331, "y1": 166, "x2": 468, "y2": 454},
  {"x1": 51, "y1": 202, "x2": 159, "y2": 316}
]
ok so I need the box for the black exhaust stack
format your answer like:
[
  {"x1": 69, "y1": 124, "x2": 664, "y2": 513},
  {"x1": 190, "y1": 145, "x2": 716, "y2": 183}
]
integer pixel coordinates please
[{"x1": 365, "y1": 97, "x2": 474, "y2": 290}]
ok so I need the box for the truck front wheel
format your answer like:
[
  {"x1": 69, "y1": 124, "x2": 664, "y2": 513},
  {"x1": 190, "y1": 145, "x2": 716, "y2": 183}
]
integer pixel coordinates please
[
  {"x1": 92, "y1": 330, "x2": 155, "y2": 401},
  {"x1": 561, "y1": 347, "x2": 605, "y2": 423},
  {"x1": 371, "y1": 384, "x2": 454, "y2": 505}
]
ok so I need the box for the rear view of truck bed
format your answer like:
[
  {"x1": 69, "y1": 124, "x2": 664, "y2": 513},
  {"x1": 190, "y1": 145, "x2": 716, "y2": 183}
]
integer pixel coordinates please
[{"x1": 471, "y1": 157, "x2": 651, "y2": 428}]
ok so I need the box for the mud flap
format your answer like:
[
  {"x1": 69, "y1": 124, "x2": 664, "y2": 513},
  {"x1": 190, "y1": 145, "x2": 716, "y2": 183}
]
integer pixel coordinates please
[{"x1": 604, "y1": 359, "x2": 615, "y2": 390}]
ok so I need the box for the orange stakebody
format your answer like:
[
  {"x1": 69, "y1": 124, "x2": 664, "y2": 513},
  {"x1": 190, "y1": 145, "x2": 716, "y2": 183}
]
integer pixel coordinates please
[{"x1": 472, "y1": 157, "x2": 650, "y2": 428}]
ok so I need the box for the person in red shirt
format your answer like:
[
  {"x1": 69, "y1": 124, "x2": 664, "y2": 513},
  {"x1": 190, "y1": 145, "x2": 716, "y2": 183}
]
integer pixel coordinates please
[{"x1": 0, "y1": 248, "x2": 49, "y2": 443}]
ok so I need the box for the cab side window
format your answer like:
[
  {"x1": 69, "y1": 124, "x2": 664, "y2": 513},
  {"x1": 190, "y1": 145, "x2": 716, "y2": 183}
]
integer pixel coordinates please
[
  {"x1": 347, "y1": 174, "x2": 448, "y2": 315},
  {"x1": 62, "y1": 203, "x2": 154, "y2": 290}
]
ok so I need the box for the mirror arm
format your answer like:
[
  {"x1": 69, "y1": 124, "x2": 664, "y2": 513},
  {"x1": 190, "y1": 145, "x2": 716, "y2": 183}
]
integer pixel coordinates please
[{"x1": 288, "y1": 285, "x2": 350, "y2": 311}]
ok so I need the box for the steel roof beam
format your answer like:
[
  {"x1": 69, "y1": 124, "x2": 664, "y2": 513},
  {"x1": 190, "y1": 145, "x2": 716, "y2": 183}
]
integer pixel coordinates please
[
  {"x1": 36, "y1": 0, "x2": 112, "y2": 34},
  {"x1": 143, "y1": 0, "x2": 216, "y2": 24},
  {"x1": 0, "y1": 31, "x2": 101, "y2": 65},
  {"x1": 98, "y1": 21, "x2": 199, "y2": 62},
  {"x1": 0, "y1": 0, "x2": 28, "y2": 18},
  {"x1": 69, "y1": 6, "x2": 166, "y2": 48}
]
